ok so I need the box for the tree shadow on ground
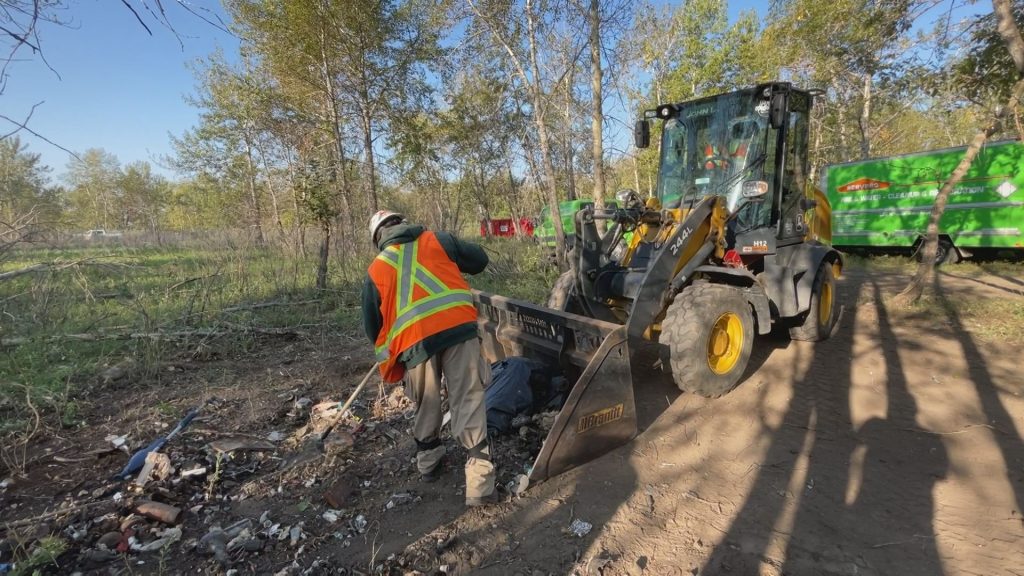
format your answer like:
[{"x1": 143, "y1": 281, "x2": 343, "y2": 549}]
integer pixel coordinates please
[
  {"x1": 939, "y1": 270, "x2": 1024, "y2": 297},
  {"x1": 417, "y1": 305, "x2": 803, "y2": 574},
  {"x1": 702, "y1": 274, "x2": 950, "y2": 575},
  {"x1": 933, "y1": 274, "x2": 1024, "y2": 517}
]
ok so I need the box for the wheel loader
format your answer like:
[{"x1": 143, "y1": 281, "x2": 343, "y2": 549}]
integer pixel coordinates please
[{"x1": 472, "y1": 82, "x2": 842, "y2": 485}]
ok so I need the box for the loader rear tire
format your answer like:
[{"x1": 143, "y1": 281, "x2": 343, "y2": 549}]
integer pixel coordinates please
[
  {"x1": 789, "y1": 261, "x2": 837, "y2": 342},
  {"x1": 661, "y1": 283, "x2": 754, "y2": 398},
  {"x1": 547, "y1": 271, "x2": 576, "y2": 311}
]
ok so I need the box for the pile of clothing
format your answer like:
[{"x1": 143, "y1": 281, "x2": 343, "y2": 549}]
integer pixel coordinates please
[{"x1": 484, "y1": 357, "x2": 568, "y2": 435}]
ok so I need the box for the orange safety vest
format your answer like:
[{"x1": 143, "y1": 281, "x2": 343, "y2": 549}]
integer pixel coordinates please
[
  {"x1": 704, "y1": 144, "x2": 729, "y2": 170},
  {"x1": 368, "y1": 231, "x2": 478, "y2": 383}
]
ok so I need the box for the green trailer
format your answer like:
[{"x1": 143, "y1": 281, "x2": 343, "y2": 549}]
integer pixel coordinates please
[
  {"x1": 824, "y1": 139, "x2": 1024, "y2": 263},
  {"x1": 536, "y1": 198, "x2": 621, "y2": 248}
]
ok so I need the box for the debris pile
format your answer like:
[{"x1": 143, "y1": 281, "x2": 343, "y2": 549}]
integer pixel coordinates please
[{"x1": 1, "y1": 354, "x2": 571, "y2": 574}]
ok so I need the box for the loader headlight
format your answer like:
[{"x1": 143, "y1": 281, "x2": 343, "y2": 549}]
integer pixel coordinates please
[
  {"x1": 741, "y1": 180, "x2": 768, "y2": 198},
  {"x1": 656, "y1": 104, "x2": 677, "y2": 119}
]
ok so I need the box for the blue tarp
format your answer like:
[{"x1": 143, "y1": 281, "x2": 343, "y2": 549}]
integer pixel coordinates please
[{"x1": 485, "y1": 357, "x2": 565, "y2": 435}]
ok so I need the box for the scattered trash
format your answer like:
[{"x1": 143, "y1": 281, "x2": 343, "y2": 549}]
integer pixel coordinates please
[
  {"x1": 226, "y1": 528, "x2": 255, "y2": 551},
  {"x1": 568, "y1": 518, "x2": 593, "y2": 538},
  {"x1": 115, "y1": 404, "x2": 203, "y2": 479},
  {"x1": 384, "y1": 492, "x2": 415, "y2": 510},
  {"x1": 267, "y1": 431, "x2": 287, "y2": 442},
  {"x1": 130, "y1": 526, "x2": 182, "y2": 552},
  {"x1": 180, "y1": 466, "x2": 207, "y2": 478},
  {"x1": 208, "y1": 438, "x2": 277, "y2": 454},
  {"x1": 507, "y1": 473, "x2": 530, "y2": 496},
  {"x1": 133, "y1": 451, "x2": 173, "y2": 487},
  {"x1": 322, "y1": 510, "x2": 340, "y2": 523},
  {"x1": 352, "y1": 514, "x2": 367, "y2": 533},
  {"x1": 199, "y1": 519, "x2": 252, "y2": 566},
  {"x1": 106, "y1": 434, "x2": 128, "y2": 450},
  {"x1": 0, "y1": 478, "x2": 10, "y2": 490},
  {"x1": 135, "y1": 501, "x2": 183, "y2": 525},
  {"x1": 485, "y1": 357, "x2": 565, "y2": 435},
  {"x1": 289, "y1": 524, "x2": 304, "y2": 547}
]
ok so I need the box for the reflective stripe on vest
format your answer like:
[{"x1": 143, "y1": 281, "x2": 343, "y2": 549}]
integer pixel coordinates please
[{"x1": 372, "y1": 239, "x2": 474, "y2": 362}]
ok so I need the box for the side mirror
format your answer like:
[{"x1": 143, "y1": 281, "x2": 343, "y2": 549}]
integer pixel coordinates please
[
  {"x1": 634, "y1": 119, "x2": 650, "y2": 149},
  {"x1": 769, "y1": 91, "x2": 788, "y2": 130},
  {"x1": 799, "y1": 197, "x2": 818, "y2": 211}
]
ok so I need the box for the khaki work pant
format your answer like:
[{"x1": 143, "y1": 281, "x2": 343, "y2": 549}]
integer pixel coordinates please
[{"x1": 404, "y1": 338, "x2": 495, "y2": 500}]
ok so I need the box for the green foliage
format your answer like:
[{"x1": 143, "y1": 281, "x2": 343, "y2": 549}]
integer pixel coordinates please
[
  {"x1": 8, "y1": 536, "x2": 67, "y2": 576},
  {"x1": 0, "y1": 242, "x2": 369, "y2": 428},
  {"x1": 0, "y1": 137, "x2": 62, "y2": 227},
  {"x1": 952, "y1": 0, "x2": 1024, "y2": 105}
]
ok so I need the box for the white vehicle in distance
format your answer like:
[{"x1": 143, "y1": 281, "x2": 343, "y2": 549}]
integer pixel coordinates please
[{"x1": 83, "y1": 229, "x2": 123, "y2": 240}]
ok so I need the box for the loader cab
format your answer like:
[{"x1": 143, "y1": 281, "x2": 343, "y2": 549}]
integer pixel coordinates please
[{"x1": 647, "y1": 83, "x2": 813, "y2": 252}]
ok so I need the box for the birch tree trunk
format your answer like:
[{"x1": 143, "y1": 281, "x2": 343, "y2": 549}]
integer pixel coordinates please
[
  {"x1": 894, "y1": 79, "x2": 1024, "y2": 305},
  {"x1": 858, "y1": 73, "x2": 872, "y2": 159},
  {"x1": 589, "y1": 0, "x2": 606, "y2": 215}
]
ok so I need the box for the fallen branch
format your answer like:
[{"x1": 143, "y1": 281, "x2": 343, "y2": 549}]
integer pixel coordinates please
[
  {"x1": 1, "y1": 329, "x2": 223, "y2": 347},
  {"x1": 0, "y1": 324, "x2": 327, "y2": 347},
  {"x1": 2, "y1": 499, "x2": 111, "y2": 532},
  {"x1": 0, "y1": 257, "x2": 132, "y2": 282},
  {"x1": 165, "y1": 272, "x2": 222, "y2": 293},
  {"x1": 220, "y1": 299, "x2": 321, "y2": 313},
  {"x1": 0, "y1": 263, "x2": 50, "y2": 282}
]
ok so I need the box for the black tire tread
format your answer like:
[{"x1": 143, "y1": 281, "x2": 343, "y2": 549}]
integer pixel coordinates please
[
  {"x1": 547, "y1": 271, "x2": 575, "y2": 310},
  {"x1": 661, "y1": 283, "x2": 754, "y2": 398},
  {"x1": 789, "y1": 262, "x2": 837, "y2": 342}
]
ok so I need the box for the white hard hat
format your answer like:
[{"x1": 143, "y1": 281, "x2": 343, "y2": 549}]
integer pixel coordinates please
[{"x1": 368, "y1": 210, "x2": 404, "y2": 247}]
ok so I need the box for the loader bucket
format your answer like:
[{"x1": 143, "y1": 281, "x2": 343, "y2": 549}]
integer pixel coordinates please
[{"x1": 473, "y1": 290, "x2": 635, "y2": 483}]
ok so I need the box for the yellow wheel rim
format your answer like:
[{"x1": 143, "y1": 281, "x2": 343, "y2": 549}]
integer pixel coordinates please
[
  {"x1": 818, "y1": 280, "x2": 833, "y2": 327},
  {"x1": 707, "y1": 312, "x2": 743, "y2": 375}
]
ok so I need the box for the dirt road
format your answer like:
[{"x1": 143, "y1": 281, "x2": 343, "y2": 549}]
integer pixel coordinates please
[
  {"x1": 399, "y1": 269, "x2": 1024, "y2": 575},
  {"x1": 2, "y1": 268, "x2": 1021, "y2": 575}
]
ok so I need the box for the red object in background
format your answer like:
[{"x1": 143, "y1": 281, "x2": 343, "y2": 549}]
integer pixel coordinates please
[{"x1": 480, "y1": 218, "x2": 535, "y2": 238}]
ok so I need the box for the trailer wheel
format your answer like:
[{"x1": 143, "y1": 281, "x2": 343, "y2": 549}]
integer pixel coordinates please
[
  {"x1": 916, "y1": 238, "x2": 960, "y2": 266},
  {"x1": 935, "y1": 238, "x2": 960, "y2": 265},
  {"x1": 790, "y1": 261, "x2": 838, "y2": 342},
  {"x1": 660, "y1": 283, "x2": 754, "y2": 398}
]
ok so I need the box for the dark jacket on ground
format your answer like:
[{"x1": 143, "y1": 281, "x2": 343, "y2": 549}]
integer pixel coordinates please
[{"x1": 362, "y1": 223, "x2": 488, "y2": 368}]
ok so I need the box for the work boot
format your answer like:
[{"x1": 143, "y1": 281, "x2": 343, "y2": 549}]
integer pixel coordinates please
[
  {"x1": 416, "y1": 443, "x2": 446, "y2": 482},
  {"x1": 465, "y1": 492, "x2": 501, "y2": 507},
  {"x1": 420, "y1": 458, "x2": 444, "y2": 483}
]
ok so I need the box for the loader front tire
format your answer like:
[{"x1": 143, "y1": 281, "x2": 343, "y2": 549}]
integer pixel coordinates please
[
  {"x1": 547, "y1": 271, "x2": 576, "y2": 311},
  {"x1": 661, "y1": 283, "x2": 754, "y2": 398},
  {"x1": 789, "y1": 261, "x2": 837, "y2": 342}
]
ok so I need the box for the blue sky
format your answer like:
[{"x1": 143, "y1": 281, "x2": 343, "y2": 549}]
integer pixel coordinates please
[
  {"x1": 3, "y1": 0, "x2": 239, "y2": 180},
  {"x1": 2, "y1": 0, "x2": 982, "y2": 182}
]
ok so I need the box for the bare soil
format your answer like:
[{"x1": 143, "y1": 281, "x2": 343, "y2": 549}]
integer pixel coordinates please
[{"x1": 2, "y1": 268, "x2": 1022, "y2": 575}]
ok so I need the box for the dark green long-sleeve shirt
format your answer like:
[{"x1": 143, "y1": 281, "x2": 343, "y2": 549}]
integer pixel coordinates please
[{"x1": 361, "y1": 223, "x2": 488, "y2": 368}]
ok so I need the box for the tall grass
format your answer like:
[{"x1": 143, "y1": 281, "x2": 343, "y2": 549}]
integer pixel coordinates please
[{"x1": 0, "y1": 235, "x2": 556, "y2": 447}]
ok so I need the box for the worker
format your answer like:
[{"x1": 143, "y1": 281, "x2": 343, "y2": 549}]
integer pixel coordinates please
[
  {"x1": 728, "y1": 121, "x2": 758, "y2": 165},
  {"x1": 362, "y1": 210, "x2": 498, "y2": 507},
  {"x1": 703, "y1": 142, "x2": 729, "y2": 171}
]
